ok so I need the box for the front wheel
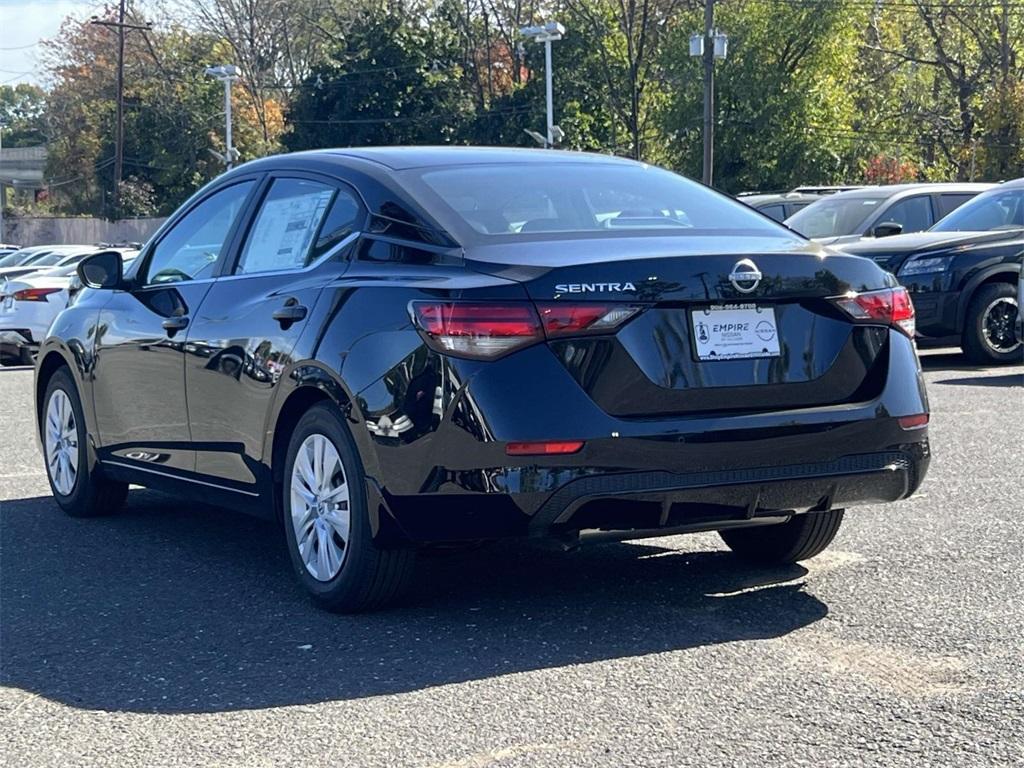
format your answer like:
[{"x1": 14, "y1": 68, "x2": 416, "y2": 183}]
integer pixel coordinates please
[
  {"x1": 282, "y1": 403, "x2": 415, "y2": 612},
  {"x1": 962, "y1": 283, "x2": 1022, "y2": 364},
  {"x1": 42, "y1": 368, "x2": 128, "y2": 517},
  {"x1": 719, "y1": 509, "x2": 845, "y2": 565}
]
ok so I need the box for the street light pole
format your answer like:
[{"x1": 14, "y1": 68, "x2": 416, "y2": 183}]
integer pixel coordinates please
[
  {"x1": 519, "y1": 22, "x2": 565, "y2": 149},
  {"x1": 205, "y1": 65, "x2": 240, "y2": 169},
  {"x1": 544, "y1": 37, "x2": 554, "y2": 147},
  {"x1": 0, "y1": 121, "x2": 5, "y2": 244}
]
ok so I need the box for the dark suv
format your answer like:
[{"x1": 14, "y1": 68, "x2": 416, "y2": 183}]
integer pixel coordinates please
[
  {"x1": 36, "y1": 148, "x2": 930, "y2": 611},
  {"x1": 840, "y1": 180, "x2": 1023, "y2": 363}
]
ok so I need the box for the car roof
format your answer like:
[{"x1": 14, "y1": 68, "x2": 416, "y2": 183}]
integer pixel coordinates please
[
  {"x1": 740, "y1": 192, "x2": 821, "y2": 205},
  {"x1": 998, "y1": 177, "x2": 1024, "y2": 188},
  {"x1": 829, "y1": 183, "x2": 993, "y2": 200},
  {"x1": 260, "y1": 146, "x2": 641, "y2": 172}
]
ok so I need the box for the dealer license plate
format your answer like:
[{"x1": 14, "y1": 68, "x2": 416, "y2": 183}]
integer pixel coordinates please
[{"x1": 691, "y1": 304, "x2": 781, "y2": 361}]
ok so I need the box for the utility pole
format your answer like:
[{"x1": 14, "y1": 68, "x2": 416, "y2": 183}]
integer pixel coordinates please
[
  {"x1": 702, "y1": 0, "x2": 715, "y2": 185},
  {"x1": 690, "y1": 5, "x2": 726, "y2": 186},
  {"x1": 91, "y1": 4, "x2": 151, "y2": 218},
  {"x1": 205, "y1": 65, "x2": 241, "y2": 169}
]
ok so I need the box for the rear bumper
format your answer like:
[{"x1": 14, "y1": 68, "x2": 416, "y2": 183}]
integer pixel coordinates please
[
  {"x1": 373, "y1": 441, "x2": 929, "y2": 544},
  {"x1": 360, "y1": 329, "x2": 931, "y2": 545}
]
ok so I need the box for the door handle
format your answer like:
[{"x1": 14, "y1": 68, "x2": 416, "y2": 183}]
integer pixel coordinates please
[
  {"x1": 272, "y1": 302, "x2": 308, "y2": 328},
  {"x1": 162, "y1": 315, "x2": 189, "y2": 336}
]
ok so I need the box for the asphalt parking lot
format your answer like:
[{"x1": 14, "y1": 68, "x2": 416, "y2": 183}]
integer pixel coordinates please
[{"x1": 1, "y1": 350, "x2": 1022, "y2": 767}]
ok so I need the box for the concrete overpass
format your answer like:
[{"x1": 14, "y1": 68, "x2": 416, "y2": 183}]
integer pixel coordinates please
[{"x1": 0, "y1": 145, "x2": 47, "y2": 190}]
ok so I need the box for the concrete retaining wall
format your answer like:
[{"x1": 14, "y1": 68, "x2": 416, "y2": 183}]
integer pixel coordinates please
[{"x1": 4, "y1": 217, "x2": 167, "y2": 247}]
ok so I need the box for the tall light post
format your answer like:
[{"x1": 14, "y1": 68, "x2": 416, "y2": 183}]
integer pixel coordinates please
[
  {"x1": 0, "y1": 120, "x2": 6, "y2": 244},
  {"x1": 205, "y1": 65, "x2": 241, "y2": 169},
  {"x1": 519, "y1": 22, "x2": 566, "y2": 149}
]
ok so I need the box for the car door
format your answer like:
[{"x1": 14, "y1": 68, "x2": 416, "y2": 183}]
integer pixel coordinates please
[
  {"x1": 91, "y1": 179, "x2": 258, "y2": 473},
  {"x1": 184, "y1": 174, "x2": 364, "y2": 490}
]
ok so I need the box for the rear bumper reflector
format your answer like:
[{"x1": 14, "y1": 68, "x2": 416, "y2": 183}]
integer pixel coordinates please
[
  {"x1": 506, "y1": 440, "x2": 585, "y2": 456},
  {"x1": 898, "y1": 413, "x2": 929, "y2": 430}
]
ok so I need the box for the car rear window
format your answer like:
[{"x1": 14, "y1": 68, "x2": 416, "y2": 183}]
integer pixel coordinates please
[{"x1": 410, "y1": 163, "x2": 785, "y2": 240}]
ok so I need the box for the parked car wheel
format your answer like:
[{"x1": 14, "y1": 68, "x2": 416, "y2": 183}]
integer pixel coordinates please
[
  {"x1": 719, "y1": 509, "x2": 845, "y2": 564},
  {"x1": 282, "y1": 402, "x2": 415, "y2": 612},
  {"x1": 42, "y1": 367, "x2": 128, "y2": 517},
  {"x1": 962, "y1": 283, "x2": 1022, "y2": 364}
]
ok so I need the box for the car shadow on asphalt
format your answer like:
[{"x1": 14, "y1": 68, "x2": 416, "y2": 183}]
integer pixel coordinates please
[
  {"x1": 933, "y1": 372, "x2": 1023, "y2": 387},
  {"x1": 0, "y1": 490, "x2": 827, "y2": 714}
]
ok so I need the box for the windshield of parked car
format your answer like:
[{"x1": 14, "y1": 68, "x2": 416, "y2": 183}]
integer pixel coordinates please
[
  {"x1": 785, "y1": 196, "x2": 887, "y2": 238},
  {"x1": 931, "y1": 188, "x2": 1024, "y2": 232},
  {"x1": 30, "y1": 250, "x2": 86, "y2": 267},
  {"x1": 0, "y1": 249, "x2": 50, "y2": 267},
  {"x1": 411, "y1": 163, "x2": 787, "y2": 240}
]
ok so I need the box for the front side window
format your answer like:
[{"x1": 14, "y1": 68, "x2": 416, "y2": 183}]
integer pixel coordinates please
[
  {"x1": 145, "y1": 181, "x2": 255, "y2": 285},
  {"x1": 880, "y1": 195, "x2": 933, "y2": 234},
  {"x1": 786, "y1": 196, "x2": 886, "y2": 238},
  {"x1": 409, "y1": 163, "x2": 785, "y2": 240},
  {"x1": 236, "y1": 178, "x2": 359, "y2": 275}
]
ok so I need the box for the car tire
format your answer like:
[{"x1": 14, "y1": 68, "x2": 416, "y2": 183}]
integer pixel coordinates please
[
  {"x1": 719, "y1": 509, "x2": 844, "y2": 565},
  {"x1": 282, "y1": 402, "x2": 415, "y2": 612},
  {"x1": 42, "y1": 367, "x2": 128, "y2": 517},
  {"x1": 962, "y1": 283, "x2": 1022, "y2": 364}
]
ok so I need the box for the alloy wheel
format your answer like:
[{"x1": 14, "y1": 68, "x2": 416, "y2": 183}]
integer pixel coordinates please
[
  {"x1": 289, "y1": 433, "x2": 351, "y2": 582},
  {"x1": 981, "y1": 296, "x2": 1021, "y2": 354},
  {"x1": 45, "y1": 389, "x2": 79, "y2": 496}
]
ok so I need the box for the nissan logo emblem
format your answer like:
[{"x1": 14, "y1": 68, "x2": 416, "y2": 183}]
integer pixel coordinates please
[{"x1": 728, "y1": 258, "x2": 762, "y2": 293}]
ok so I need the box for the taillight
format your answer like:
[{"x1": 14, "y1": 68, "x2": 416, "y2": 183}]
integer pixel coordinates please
[
  {"x1": 410, "y1": 301, "x2": 641, "y2": 359},
  {"x1": 536, "y1": 303, "x2": 641, "y2": 338},
  {"x1": 12, "y1": 287, "x2": 62, "y2": 302},
  {"x1": 411, "y1": 302, "x2": 543, "y2": 359},
  {"x1": 833, "y1": 287, "x2": 915, "y2": 337}
]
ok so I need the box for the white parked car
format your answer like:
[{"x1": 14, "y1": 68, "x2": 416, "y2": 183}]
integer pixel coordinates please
[
  {"x1": 0, "y1": 251, "x2": 138, "y2": 365},
  {"x1": 0, "y1": 245, "x2": 96, "y2": 282}
]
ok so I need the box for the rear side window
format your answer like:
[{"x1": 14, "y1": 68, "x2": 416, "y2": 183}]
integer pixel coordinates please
[
  {"x1": 236, "y1": 178, "x2": 360, "y2": 275},
  {"x1": 412, "y1": 163, "x2": 784, "y2": 239},
  {"x1": 145, "y1": 181, "x2": 254, "y2": 284},
  {"x1": 936, "y1": 193, "x2": 976, "y2": 218},
  {"x1": 758, "y1": 204, "x2": 786, "y2": 221},
  {"x1": 879, "y1": 195, "x2": 933, "y2": 234}
]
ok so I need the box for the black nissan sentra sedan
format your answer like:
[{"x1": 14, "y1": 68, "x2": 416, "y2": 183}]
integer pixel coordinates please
[{"x1": 35, "y1": 147, "x2": 930, "y2": 611}]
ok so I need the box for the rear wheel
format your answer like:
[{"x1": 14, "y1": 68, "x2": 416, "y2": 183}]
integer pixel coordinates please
[
  {"x1": 282, "y1": 402, "x2": 415, "y2": 612},
  {"x1": 42, "y1": 368, "x2": 128, "y2": 517},
  {"x1": 962, "y1": 283, "x2": 1021, "y2": 364},
  {"x1": 719, "y1": 509, "x2": 844, "y2": 565}
]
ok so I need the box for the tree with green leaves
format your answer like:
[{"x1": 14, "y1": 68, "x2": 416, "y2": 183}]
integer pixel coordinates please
[{"x1": 284, "y1": 2, "x2": 473, "y2": 149}]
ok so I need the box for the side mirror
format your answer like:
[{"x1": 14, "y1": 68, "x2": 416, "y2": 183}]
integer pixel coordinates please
[
  {"x1": 872, "y1": 221, "x2": 903, "y2": 238},
  {"x1": 77, "y1": 250, "x2": 124, "y2": 290}
]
